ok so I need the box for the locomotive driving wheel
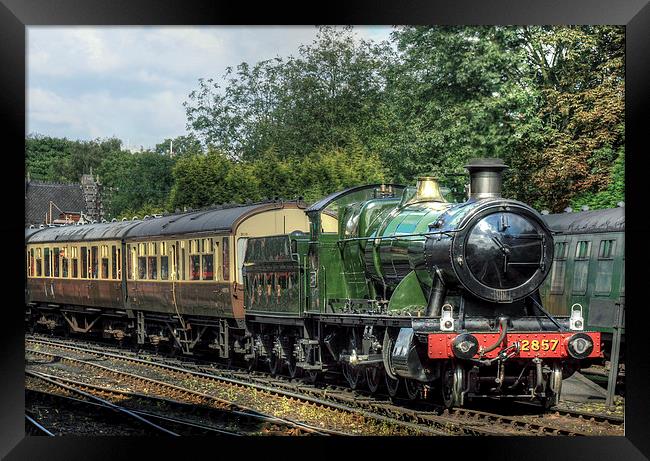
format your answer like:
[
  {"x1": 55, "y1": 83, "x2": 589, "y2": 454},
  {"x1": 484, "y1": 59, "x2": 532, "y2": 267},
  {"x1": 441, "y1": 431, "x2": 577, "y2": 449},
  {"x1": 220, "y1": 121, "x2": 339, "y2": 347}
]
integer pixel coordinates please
[
  {"x1": 366, "y1": 366, "x2": 382, "y2": 393},
  {"x1": 442, "y1": 361, "x2": 465, "y2": 408},
  {"x1": 385, "y1": 374, "x2": 400, "y2": 398},
  {"x1": 342, "y1": 363, "x2": 365, "y2": 390},
  {"x1": 268, "y1": 336, "x2": 283, "y2": 375},
  {"x1": 404, "y1": 378, "x2": 423, "y2": 400}
]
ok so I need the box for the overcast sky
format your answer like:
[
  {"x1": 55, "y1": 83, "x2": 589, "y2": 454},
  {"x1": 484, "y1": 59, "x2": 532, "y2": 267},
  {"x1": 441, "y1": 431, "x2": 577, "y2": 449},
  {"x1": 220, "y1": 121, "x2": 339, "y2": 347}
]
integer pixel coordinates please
[{"x1": 27, "y1": 26, "x2": 394, "y2": 150}]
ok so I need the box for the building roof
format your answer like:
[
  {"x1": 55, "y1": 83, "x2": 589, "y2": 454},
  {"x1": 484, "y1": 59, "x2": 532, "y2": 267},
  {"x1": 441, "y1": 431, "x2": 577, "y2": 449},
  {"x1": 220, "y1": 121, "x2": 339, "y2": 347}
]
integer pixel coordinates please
[
  {"x1": 25, "y1": 179, "x2": 87, "y2": 226},
  {"x1": 542, "y1": 207, "x2": 625, "y2": 234}
]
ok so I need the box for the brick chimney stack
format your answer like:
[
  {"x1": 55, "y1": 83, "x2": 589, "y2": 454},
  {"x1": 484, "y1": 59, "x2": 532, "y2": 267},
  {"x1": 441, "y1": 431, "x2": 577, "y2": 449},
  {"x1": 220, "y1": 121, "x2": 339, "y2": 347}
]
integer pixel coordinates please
[{"x1": 80, "y1": 172, "x2": 104, "y2": 222}]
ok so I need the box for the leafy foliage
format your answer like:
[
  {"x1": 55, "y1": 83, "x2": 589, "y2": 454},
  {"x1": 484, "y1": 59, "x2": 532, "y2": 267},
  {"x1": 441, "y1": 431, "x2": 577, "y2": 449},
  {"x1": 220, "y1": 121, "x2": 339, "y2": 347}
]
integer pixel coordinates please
[{"x1": 26, "y1": 26, "x2": 625, "y2": 217}]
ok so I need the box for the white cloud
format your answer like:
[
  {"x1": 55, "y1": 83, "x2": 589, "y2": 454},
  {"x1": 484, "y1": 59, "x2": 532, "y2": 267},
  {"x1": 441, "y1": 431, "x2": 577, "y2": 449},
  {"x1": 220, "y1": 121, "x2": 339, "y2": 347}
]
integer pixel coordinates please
[{"x1": 27, "y1": 26, "x2": 393, "y2": 148}]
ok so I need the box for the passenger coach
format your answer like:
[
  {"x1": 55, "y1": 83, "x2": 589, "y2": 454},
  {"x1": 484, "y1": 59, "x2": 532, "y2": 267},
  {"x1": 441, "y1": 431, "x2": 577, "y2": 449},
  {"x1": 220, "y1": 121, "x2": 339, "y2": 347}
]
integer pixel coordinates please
[{"x1": 25, "y1": 201, "x2": 313, "y2": 354}]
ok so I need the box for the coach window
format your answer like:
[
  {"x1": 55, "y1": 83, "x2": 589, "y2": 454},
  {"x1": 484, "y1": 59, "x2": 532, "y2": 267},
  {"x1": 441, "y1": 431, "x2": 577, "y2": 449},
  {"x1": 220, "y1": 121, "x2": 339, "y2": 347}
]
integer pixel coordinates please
[
  {"x1": 160, "y1": 241, "x2": 169, "y2": 280},
  {"x1": 100, "y1": 245, "x2": 109, "y2": 279},
  {"x1": 550, "y1": 241, "x2": 568, "y2": 294},
  {"x1": 128, "y1": 245, "x2": 137, "y2": 280},
  {"x1": 201, "y1": 238, "x2": 214, "y2": 280},
  {"x1": 61, "y1": 246, "x2": 69, "y2": 278},
  {"x1": 80, "y1": 247, "x2": 87, "y2": 278},
  {"x1": 572, "y1": 240, "x2": 591, "y2": 294},
  {"x1": 222, "y1": 237, "x2": 230, "y2": 282},
  {"x1": 237, "y1": 238, "x2": 249, "y2": 283},
  {"x1": 111, "y1": 245, "x2": 119, "y2": 279},
  {"x1": 28, "y1": 248, "x2": 34, "y2": 277},
  {"x1": 90, "y1": 246, "x2": 99, "y2": 279},
  {"x1": 595, "y1": 239, "x2": 615, "y2": 294},
  {"x1": 43, "y1": 247, "x2": 51, "y2": 277},
  {"x1": 147, "y1": 242, "x2": 157, "y2": 280},
  {"x1": 189, "y1": 239, "x2": 201, "y2": 281},
  {"x1": 137, "y1": 243, "x2": 147, "y2": 280},
  {"x1": 35, "y1": 248, "x2": 42, "y2": 277},
  {"x1": 179, "y1": 241, "x2": 187, "y2": 280},
  {"x1": 70, "y1": 247, "x2": 78, "y2": 278},
  {"x1": 53, "y1": 247, "x2": 60, "y2": 277}
]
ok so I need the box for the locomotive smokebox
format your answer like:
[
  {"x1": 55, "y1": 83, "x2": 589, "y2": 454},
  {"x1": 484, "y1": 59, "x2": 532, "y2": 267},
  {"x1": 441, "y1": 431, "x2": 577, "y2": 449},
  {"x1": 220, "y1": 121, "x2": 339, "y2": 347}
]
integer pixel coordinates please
[{"x1": 466, "y1": 158, "x2": 508, "y2": 200}]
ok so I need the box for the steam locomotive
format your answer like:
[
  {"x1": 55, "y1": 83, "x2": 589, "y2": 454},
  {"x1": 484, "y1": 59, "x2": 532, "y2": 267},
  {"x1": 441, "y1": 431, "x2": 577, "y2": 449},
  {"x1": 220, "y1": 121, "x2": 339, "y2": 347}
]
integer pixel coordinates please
[{"x1": 25, "y1": 158, "x2": 602, "y2": 408}]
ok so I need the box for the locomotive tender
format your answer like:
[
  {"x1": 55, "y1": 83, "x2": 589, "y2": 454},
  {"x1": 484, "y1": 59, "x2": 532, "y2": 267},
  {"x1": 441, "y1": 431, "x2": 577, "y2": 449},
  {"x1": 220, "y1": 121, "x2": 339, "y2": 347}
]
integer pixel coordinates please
[{"x1": 25, "y1": 158, "x2": 601, "y2": 408}]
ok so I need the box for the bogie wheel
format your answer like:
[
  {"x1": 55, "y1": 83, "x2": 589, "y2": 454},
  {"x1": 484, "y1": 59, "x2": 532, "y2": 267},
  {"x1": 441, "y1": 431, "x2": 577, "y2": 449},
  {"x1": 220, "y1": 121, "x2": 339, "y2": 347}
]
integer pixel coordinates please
[
  {"x1": 304, "y1": 370, "x2": 320, "y2": 384},
  {"x1": 385, "y1": 374, "x2": 400, "y2": 398},
  {"x1": 366, "y1": 366, "x2": 383, "y2": 393},
  {"x1": 246, "y1": 354, "x2": 258, "y2": 372},
  {"x1": 442, "y1": 361, "x2": 465, "y2": 408},
  {"x1": 541, "y1": 362, "x2": 562, "y2": 410},
  {"x1": 287, "y1": 354, "x2": 301, "y2": 379},
  {"x1": 404, "y1": 378, "x2": 423, "y2": 400},
  {"x1": 268, "y1": 352, "x2": 282, "y2": 375},
  {"x1": 342, "y1": 363, "x2": 365, "y2": 390}
]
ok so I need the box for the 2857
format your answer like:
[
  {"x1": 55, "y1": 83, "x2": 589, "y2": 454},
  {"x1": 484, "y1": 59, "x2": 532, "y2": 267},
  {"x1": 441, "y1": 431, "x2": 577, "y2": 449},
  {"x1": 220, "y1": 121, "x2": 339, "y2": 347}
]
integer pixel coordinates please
[{"x1": 519, "y1": 338, "x2": 559, "y2": 352}]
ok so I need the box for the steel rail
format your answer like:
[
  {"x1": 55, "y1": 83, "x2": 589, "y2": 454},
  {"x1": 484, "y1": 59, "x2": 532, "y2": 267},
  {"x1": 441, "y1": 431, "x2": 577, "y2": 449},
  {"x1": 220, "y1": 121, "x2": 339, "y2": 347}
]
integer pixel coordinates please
[
  {"x1": 25, "y1": 414, "x2": 55, "y2": 436},
  {"x1": 26, "y1": 340, "x2": 446, "y2": 435},
  {"x1": 26, "y1": 336, "x2": 578, "y2": 436},
  {"x1": 25, "y1": 347, "x2": 355, "y2": 436},
  {"x1": 26, "y1": 386, "x2": 243, "y2": 436},
  {"x1": 28, "y1": 339, "x2": 622, "y2": 436},
  {"x1": 27, "y1": 370, "x2": 181, "y2": 436}
]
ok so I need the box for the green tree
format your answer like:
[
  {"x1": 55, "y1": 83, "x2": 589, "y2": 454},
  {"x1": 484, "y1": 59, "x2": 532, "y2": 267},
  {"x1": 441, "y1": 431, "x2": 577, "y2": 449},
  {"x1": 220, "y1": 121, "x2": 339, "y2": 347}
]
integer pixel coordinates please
[
  {"x1": 185, "y1": 26, "x2": 393, "y2": 161},
  {"x1": 383, "y1": 26, "x2": 536, "y2": 195},
  {"x1": 154, "y1": 134, "x2": 203, "y2": 157}
]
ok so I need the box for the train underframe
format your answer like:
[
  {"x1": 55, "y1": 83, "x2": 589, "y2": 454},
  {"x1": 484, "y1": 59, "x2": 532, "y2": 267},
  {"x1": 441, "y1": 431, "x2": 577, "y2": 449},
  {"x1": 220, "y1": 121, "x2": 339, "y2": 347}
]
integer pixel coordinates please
[{"x1": 26, "y1": 303, "x2": 593, "y2": 408}]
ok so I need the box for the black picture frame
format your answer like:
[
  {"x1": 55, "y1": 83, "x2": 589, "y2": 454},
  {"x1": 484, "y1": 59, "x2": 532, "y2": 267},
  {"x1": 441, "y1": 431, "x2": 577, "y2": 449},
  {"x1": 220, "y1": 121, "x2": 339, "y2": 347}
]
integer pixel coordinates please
[{"x1": 2, "y1": 1, "x2": 648, "y2": 459}]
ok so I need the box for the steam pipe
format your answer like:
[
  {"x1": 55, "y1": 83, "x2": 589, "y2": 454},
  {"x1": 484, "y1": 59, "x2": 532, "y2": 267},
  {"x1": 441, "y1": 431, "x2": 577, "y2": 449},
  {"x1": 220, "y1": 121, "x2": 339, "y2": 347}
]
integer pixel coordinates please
[
  {"x1": 426, "y1": 269, "x2": 446, "y2": 316},
  {"x1": 478, "y1": 317, "x2": 509, "y2": 357}
]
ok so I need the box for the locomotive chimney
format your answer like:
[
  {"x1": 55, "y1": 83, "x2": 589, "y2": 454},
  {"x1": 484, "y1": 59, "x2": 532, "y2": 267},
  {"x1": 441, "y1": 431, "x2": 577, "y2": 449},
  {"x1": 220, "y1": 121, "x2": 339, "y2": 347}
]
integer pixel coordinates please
[{"x1": 465, "y1": 158, "x2": 508, "y2": 200}]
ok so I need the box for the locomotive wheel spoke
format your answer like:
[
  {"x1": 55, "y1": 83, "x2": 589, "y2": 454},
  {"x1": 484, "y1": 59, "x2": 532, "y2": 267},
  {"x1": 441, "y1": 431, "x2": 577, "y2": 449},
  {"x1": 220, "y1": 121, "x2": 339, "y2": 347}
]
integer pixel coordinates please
[
  {"x1": 366, "y1": 366, "x2": 382, "y2": 393},
  {"x1": 342, "y1": 363, "x2": 364, "y2": 390},
  {"x1": 268, "y1": 352, "x2": 282, "y2": 376},
  {"x1": 404, "y1": 378, "x2": 423, "y2": 401},
  {"x1": 385, "y1": 374, "x2": 400, "y2": 398}
]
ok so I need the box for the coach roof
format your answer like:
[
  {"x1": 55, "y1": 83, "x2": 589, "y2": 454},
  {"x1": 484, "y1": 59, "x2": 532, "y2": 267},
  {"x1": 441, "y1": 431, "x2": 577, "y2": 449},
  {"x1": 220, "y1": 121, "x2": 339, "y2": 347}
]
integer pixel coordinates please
[
  {"x1": 26, "y1": 201, "x2": 306, "y2": 243},
  {"x1": 542, "y1": 207, "x2": 625, "y2": 235},
  {"x1": 123, "y1": 201, "x2": 304, "y2": 240},
  {"x1": 26, "y1": 220, "x2": 142, "y2": 243}
]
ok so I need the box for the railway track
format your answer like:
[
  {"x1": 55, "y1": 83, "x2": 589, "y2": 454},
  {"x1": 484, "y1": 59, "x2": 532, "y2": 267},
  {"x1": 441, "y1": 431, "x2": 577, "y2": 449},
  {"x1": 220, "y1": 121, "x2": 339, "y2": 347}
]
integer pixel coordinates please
[
  {"x1": 26, "y1": 356, "x2": 346, "y2": 436},
  {"x1": 26, "y1": 338, "x2": 436, "y2": 436},
  {"x1": 25, "y1": 414, "x2": 55, "y2": 436},
  {"x1": 26, "y1": 372, "x2": 181, "y2": 436},
  {"x1": 25, "y1": 335, "x2": 620, "y2": 436},
  {"x1": 25, "y1": 376, "x2": 271, "y2": 436}
]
